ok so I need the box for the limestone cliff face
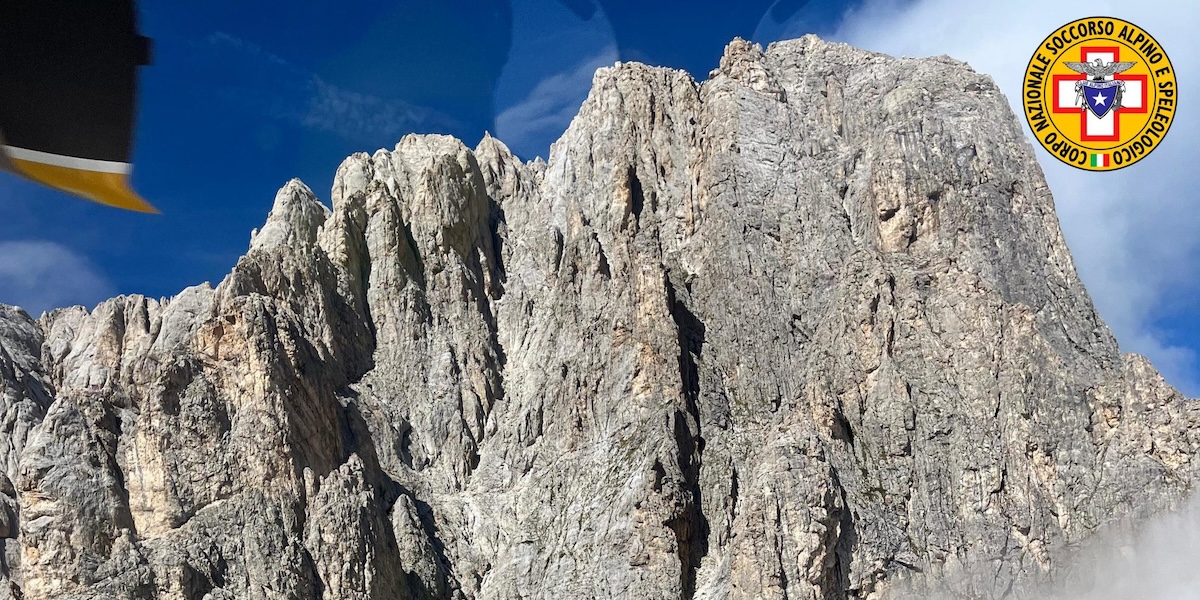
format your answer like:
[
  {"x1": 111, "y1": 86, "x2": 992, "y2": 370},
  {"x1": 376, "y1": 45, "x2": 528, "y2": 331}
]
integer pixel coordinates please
[{"x1": 0, "y1": 36, "x2": 1196, "y2": 600}]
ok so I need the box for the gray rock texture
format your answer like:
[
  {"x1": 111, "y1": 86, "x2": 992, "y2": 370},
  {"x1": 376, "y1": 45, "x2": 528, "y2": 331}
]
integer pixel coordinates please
[{"x1": 0, "y1": 36, "x2": 1196, "y2": 599}]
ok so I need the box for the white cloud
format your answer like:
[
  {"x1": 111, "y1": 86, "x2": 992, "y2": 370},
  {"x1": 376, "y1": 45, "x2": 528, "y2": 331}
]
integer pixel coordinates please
[
  {"x1": 825, "y1": 0, "x2": 1200, "y2": 396},
  {"x1": 912, "y1": 495, "x2": 1200, "y2": 599},
  {"x1": 1050, "y1": 496, "x2": 1200, "y2": 600},
  {"x1": 752, "y1": 0, "x2": 856, "y2": 42},
  {"x1": 302, "y1": 77, "x2": 442, "y2": 142},
  {"x1": 0, "y1": 241, "x2": 114, "y2": 316},
  {"x1": 493, "y1": 0, "x2": 619, "y2": 160},
  {"x1": 207, "y1": 32, "x2": 446, "y2": 142},
  {"x1": 495, "y1": 47, "x2": 618, "y2": 160}
]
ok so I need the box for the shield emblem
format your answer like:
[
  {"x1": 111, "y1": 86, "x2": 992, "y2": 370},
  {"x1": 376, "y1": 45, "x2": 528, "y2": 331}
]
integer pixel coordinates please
[{"x1": 1079, "y1": 80, "x2": 1123, "y2": 118}]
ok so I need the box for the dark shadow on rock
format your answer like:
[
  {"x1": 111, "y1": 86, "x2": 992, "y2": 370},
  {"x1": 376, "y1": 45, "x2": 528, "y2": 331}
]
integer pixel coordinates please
[
  {"x1": 337, "y1": 390, "x2": 457, "y2": 600},
  {"x1": 664, "y1": 275, "x2": 710, "y2": 599}
]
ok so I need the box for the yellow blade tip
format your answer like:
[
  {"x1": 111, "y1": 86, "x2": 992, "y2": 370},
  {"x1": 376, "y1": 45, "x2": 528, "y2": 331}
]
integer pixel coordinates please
[{"x1": 10, "y1": 158, "x2": 159, "y2": 213}]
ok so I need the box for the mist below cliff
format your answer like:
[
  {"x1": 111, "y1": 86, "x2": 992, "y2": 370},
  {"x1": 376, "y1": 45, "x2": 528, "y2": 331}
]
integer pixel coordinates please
[{"x1": 1050, "y1": 497, "x2": 1200, "y2": 600}]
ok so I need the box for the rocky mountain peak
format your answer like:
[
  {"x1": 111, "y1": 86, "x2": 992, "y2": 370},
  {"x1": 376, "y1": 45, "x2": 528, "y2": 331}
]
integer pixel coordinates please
[
  {"x1": 0, "y1": 35, "x2": 1195, "y2": 600},
  {"x1": 250, "y1": 179, "x2": 329, "y2": 253}
]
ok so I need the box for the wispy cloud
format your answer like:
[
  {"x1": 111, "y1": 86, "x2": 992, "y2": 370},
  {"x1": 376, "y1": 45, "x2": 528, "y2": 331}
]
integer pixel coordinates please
[
  {"x1": 823, "y1": 0, "x2": 1200, "y2": 396},
  {"x1": 492, "y1": 0, "x2": 619, "y2": 160},
  {"x1": 206, "y1": 32, "x2": 449, "y2": 143},
  {"x1": 0, "y1": 241, "x2": 114, "y2": 315},
  {"x1": 494, "y1": 47, "x2": 618, "y2": 160},
  {"x1": 751, "y1": 0, "x2": 855, "y2": 43}
]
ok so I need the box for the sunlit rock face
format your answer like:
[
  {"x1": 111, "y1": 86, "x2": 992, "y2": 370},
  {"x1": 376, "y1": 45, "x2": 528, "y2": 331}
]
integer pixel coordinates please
[{"x1": 0, "y1": 36, "x2": 1196, "y2": 600}]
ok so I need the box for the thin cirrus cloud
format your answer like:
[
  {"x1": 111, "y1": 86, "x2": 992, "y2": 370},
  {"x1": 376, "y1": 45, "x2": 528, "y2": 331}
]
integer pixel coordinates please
[
  {"x1": 493, "y1": 0, "x2": 619, "y2": 160},
  {"x1": 494, "y1": 47, "x2": 618, "y2": 160},
  {"x1": 0, "y1": 240, "x2": 115, "y2": 317},
  {"x1": 206, "y1": 31, "x2": 449, "y2": 144},
  {"x1": 823, "y1": 0, "x2": 1200, "y2": 396}
]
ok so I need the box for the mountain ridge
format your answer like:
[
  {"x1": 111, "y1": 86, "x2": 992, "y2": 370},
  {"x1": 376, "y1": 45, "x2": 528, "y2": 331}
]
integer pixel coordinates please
[{"x1": 0, "y1": 35, "x2": 1196, "y2": 600}]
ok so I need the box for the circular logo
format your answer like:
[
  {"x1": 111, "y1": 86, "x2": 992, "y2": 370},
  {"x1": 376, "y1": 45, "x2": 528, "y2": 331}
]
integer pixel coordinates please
[{"x1": 1022, "y1": 17, "x2": 1177, "y2": 171}]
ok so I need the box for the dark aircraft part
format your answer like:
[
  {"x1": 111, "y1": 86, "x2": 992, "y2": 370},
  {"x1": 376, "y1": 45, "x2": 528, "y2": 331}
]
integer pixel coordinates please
[{"x1": 0, "y1": 0, "x2": 155, "y2": 212}]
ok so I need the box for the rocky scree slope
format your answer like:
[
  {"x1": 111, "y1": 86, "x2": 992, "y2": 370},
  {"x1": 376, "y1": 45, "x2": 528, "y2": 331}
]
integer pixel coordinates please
[{"x1": 0, "y1": 36, "x2": 1197, "y2": 600}]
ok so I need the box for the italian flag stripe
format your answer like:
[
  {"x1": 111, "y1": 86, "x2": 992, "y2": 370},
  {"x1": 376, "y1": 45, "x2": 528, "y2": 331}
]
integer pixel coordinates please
[{"x1": 1090, "y1": 153, "x2": 1109, "y2": 167}]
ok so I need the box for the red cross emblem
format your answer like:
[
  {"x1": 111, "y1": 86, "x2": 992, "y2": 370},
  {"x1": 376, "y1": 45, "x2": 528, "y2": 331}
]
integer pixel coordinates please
[{"x1": 1052, "y1": 46, "x2": 1148, "y2": 142}]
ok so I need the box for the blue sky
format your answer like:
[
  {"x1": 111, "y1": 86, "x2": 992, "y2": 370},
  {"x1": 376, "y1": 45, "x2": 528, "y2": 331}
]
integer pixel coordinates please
[
  {"x1": 0, "y1": 0, "x2": 848, "y2": 308},
  {"x1": 1, "y1": 0, "x2": 1196, "y2": 395}
]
